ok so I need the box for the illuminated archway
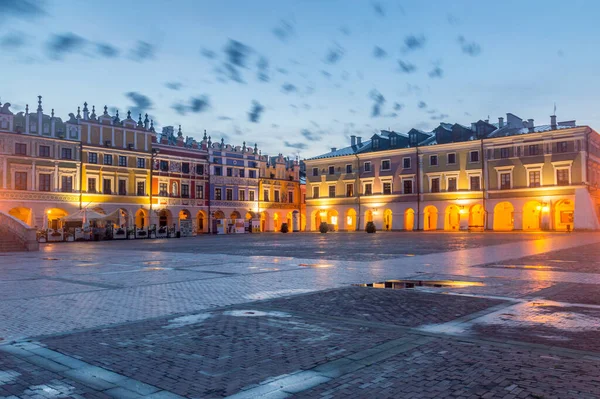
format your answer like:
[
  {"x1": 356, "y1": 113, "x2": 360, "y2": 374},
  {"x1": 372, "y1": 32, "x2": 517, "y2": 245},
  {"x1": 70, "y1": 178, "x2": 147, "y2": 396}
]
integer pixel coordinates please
[
  {"x1": 46, "y1": 208, "x2": 68, "y2": 230},
  {"x1": 469, "y1": 204, "x2": 484, "y2": 229},
  {"x1": 196, "y1": 210, "x2": 207, "y2": 233},
  {"x1": 423, "y1": 206, "x2": 438, "y2": 231},
  {"x1": 9, "y1": 207, "x2": 33, "y2": 226},
  {"x1": 493, "y1": 202, "x2": 514, "y2": 231},
  {"x1": 345, "y1": 208, "x2": 357, "y2": 231},
  {"x1": 92, "y1": 206, "x2": 106, "y2": 215},
  {"x1": 158, "y1": 209, "x2": 173, "y2": 227},
  {"x1": 179, "y1": 209, "x2": 191, "y2": 220},
  {"x1": 213, "y1": 210, "x2": 225, "y2": 219},
  {"x1": 523, "y1": 201, "x2": 542, "y2": 231},
  {"x1": 364, "y1": 210, "x2": 373, "y2": 229},
  {"x1": 312, "y1": 209, "x2": 324, "y2": 231},
  {"x1": 273, "y1": 212, "x2": 281, "y2": 231},
  {"x1": 444, "y1": 205, "x2": 460, "y2": 231},
  {"x1": 383, "y1": 209, "x2": 393, "y2": 231},
  {"x1": 327, "y1": 209, "x2": 339, "y2": 231},
  {"x1": 230, "y1": 211, "x2": 241, "y2": 220},
  {"x1": 135, "y1": 208, "x2": 148, "y2": 228},
  {"x1": 404, "y1": 208, "x2": 415, "y2": 231},
  {"x1": 554, "y1": 199, "x2": 574, "y2": 231},
  {"x1": 261, "y1": 211, "x2": 269, "y2": 232},
  {"x1": 286, "y1": 211, "x2": 293, "y2": 229}
]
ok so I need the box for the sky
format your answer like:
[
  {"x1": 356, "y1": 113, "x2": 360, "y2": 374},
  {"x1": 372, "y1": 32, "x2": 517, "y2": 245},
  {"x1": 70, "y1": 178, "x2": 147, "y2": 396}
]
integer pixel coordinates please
[{"x1": 1, "y1": 0, "x2": 600, "y2": 159}]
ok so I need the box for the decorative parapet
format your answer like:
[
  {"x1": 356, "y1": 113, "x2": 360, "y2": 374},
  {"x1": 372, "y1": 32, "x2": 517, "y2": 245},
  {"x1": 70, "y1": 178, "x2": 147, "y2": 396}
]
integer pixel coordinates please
[
  {"x1": 0, "y1": 211, "x2": 38, "y2": 251},
  {"x1": 0, "y1": 190, "x2": 79, "y2": 202}
]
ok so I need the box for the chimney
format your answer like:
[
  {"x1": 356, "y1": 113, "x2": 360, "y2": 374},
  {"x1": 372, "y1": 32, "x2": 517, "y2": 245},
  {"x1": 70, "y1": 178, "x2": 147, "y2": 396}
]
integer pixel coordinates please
[
  {"x1": 351, "y1": 135, "x2": 356, "y2": 146},
  {"x1": 498, "y1": 117, "x2": 504, "y2": 128},
  {"x1": 528, "y1": 119, "x2": 534, "y2": 132},
  {"x1": 550, "y1": 115, "x2": 557, "y2": 129},
  {"x1": 471, "y1": 122, "x2": 477, "y2": 131},
  {"x1": 357, "y1": 136, "x2": 362, "y2": 146},
  {"x1": 331, "y1": 147, "x2": 337, "y2": 152}
]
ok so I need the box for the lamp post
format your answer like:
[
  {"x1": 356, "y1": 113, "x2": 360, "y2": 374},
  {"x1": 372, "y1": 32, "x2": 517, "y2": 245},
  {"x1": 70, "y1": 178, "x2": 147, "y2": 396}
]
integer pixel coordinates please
[{"x1": 149, "y1": 148, "x2": 159, "y2": 228}]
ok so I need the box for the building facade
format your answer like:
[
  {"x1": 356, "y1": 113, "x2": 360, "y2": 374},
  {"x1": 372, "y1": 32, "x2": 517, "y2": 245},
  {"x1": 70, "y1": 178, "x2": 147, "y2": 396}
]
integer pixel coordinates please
[{"x1": 305, "y1": 113, "x2": 600, "y2": 231}]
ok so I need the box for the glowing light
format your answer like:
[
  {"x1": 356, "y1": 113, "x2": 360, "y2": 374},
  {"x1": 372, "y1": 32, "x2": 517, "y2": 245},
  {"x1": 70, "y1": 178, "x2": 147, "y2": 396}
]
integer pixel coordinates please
[
  {"x1": 536, "y1": 205, "x2": 542, "y2": 211},
  {"x1": 319, "y1": 211, "x2": 327, "y2": 218},
  {"x1": 459, "y1": 208, "x2": 467, "y2": 214},
  {"x1": 331, "y1": 216, "x2": 338, "y2": 225},
  {"x1": 47, "y1": 210, "x2": 52, "y2": 214},
  {"x1": 347, "y1": 216, "x2": 353, "y2": 225},
  {"x1": 542, "y1": 206, "x2": 550, "y2": 212}
]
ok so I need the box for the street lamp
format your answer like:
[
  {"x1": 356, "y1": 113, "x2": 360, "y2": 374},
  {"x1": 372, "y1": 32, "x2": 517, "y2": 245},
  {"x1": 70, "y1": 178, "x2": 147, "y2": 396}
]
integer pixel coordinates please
[{"x1": 149, "y1": 148, "x2": 160, "y2": 228}]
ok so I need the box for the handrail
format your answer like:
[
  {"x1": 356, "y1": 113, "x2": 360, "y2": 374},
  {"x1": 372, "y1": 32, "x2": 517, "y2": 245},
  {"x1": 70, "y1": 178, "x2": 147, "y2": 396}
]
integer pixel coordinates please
[{"x1": 0, "y1": 211, "x2": 39, "y2": 251}]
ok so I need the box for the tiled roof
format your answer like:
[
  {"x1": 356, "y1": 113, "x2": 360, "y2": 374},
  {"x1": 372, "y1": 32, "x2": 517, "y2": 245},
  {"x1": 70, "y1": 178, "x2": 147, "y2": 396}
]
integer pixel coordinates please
[
  {"x1": 488, "y1": 123, "x2": 578, "y2": 138},
  {"x1": 307, "y1": 141, "x2": 372, "y2": 160}
]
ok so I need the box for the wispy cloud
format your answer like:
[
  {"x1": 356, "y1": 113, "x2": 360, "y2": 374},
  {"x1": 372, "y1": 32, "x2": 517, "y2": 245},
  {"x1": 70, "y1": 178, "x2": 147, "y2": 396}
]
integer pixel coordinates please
[
  {"x1": 458, "y1": 36, "x2": 482, "y2": 56},
  {"x1": 200, "y1": 48, "x2": 216, "y2": 59},
  {"x1": 96, "y1": 43, "x2": 119, "y2": 58},
  {"x1": 430, "y1": 113, "x2": 449, "y2": 120},
  {"x1": 257, "y1": 56, "x2": 269, "y2": 82},
  {"x1": 373, "y1": 46, "x2": 387, "y2": 58},
  {"x1": 281, "y1": 83, "x2": 297, "y2": 93},
  {"x1": 284, "y1": 141, "x2": 308, "y2": 150},
  {"x1": 428, "y1": 66, "x2": 443, "y2": 78},
  {"x1": 130, "y1": 41, "x2": 155, "y2": 62},
  {"x1": 418, "y1": 101, "x2": 427, "y2": 109},
  {"x1": 272, "y1": 19, "x2": 295, "y2": 41},
  {"x1": 324, "y1": 42, "x2": 345, "y2": 64},
  {"x1": 403, "y1": 35, "x2": 426, "y2": 52},
  {"x1": 172, "y1": 95, "x2": 211, "y2": 115},
  {"x1": 301, "y1": 129, "x2": 324, "y2": 141},
  {"x1": 393, "y1": 102, "x2": 403, "y2": 111},
  {"x1": 397, "y1": 60, "x2": 416, "y2": 73},
  {"x1": 165, "y1": 82, "x2": 183, "y2": 91},
  {"x1": 369, "y1": 89, "x2": 385, "y2": 117},
  {"x1": 46, "y1": 33, "x2": 86, "y2": 60},
  {"x1": 1, "y1": 0, "x2": 46, "y2": 22},
  {"x1": 371, "y1": 1, "x2": 385, "y2": 17},
  {"x1": 248, "y1": 100, "x2": 264, "y2": 123},
  {"x1": 0, "y1": 31, "x2": 27, "y2": 50}
]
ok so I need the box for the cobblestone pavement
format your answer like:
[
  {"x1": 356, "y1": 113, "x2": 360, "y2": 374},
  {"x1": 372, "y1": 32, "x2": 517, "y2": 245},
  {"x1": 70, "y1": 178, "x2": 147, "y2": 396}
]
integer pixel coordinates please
[{"x1": 1, "y1": 232, "x2": 600, "y2": 397}]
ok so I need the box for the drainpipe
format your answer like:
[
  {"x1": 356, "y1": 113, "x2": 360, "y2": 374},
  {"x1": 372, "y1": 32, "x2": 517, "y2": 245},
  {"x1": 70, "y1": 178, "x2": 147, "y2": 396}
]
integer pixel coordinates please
[
  {"x1": 79, "y1": 141, "x2": 83, "y2": 210},
  {"x1": 207, "y1": 152, "x2": 212, "y2": 234},
  {"x1": 415, "y1": 144, "x2": 420, "y2": 230},
  {"x1": 481, "y1": 136, "x2": 487, "y2": 230},
  {"x1": 257, "y1": 177, "x2": 261, "y2": 231},
  {"x1": 354, "y1": 153, "x2": 361, "y2": 231}
]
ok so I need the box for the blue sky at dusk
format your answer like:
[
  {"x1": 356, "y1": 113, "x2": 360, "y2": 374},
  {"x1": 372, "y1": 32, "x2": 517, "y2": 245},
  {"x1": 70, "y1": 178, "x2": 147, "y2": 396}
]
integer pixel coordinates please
[{"x1": 1, "y1": 0, "x2": 599, "y2": 158}]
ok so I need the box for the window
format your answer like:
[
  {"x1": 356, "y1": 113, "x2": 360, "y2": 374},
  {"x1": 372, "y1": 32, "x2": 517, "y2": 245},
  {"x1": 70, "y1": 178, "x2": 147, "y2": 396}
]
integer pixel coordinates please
[
  {"x1": 15, "y1": 143, "x2": 27, "y2": 155},
  {"x1": 500, "y1": 148, "x2": 510, "y2": 159},
  {"x1": 88, "y1": 178, "x2": 97, "y2": 193},
  {"x1": 364, "y1": 162, "x2": 371, "y2": 172},
  {"x1": 364, "y1": 183, "x2": 372, "y2": 195},
  {"x1": 373, "y1": 139, "x2": 379, "y2": 149},
  {"x1": 214, "y1": 188, "x2": 222, "y2": 200},
  {"x1": 346, "y1": 164, "x2": 352, "y2": 174},
  {"x1": 346, "y1": 183, "x2": 354, "y2": 197},
  {"x1": 447, "y1": 177, "x2": 457, "y2": 192},
  {"x1": 249, "y1": 190, "x2": 255, "y2": 201},
  {"x1": 270, "y1": 189, "x2": 278, "y2": 202},
  {"x1": 470, "y1": 151, "x2": 479, "y2": 163},
  {"x1": 226, "y1": 188, "x2": 233, "y2": 200},
  {"x1": 312, "y1": 167, "x2": 318, "y2": 177},
  {"x1": 430, "y1": 155, "x2": 438, "y2": 166},
  {"x1": 171, "y1": 182, "x2": 178, "y2": 196},
  {"x1": 104, "y1": 154, "x2": 113, "y2": 165},
  {"x1": 403, "y1": 179, "x2": 413, "y2": 194},
  {"x1": 196, "y1": 164, "x2": 204, "y2": 175},
  {"x1": 403, "y1": 157, "x2": 411, "y2": 169},
  {"x1": 61, "y1": 176, "x2": 73, "y2": 192},
  {"x1": 431, "y1": 178, "x2": 440, "y2": 193},
  {"x1": 328, "y1": 166, "x2": 335, "y2": 175},
  {"x1": 160, "y1": 160, "x2": 169, "y2": 171},
  {"x1": 103, "y1": 178, "x2": 111, "y2": 194},
  {"x1": 88, "y1": 152, "x2": 98, "y2": 164},
  {"x1": 239, "y1": 190, "x2": 246, "y2": 201},
  {"x1": 557, "y1": 169, "x2": 570, "y2": 186},
  {"x1": 239, "y1": 169, "x2": 245, "y2": 178},
  {"x1": 249, "y1": 170, "x2": 256, "y2": 178},
  {"x1": 529, "y1": 171, "x2": 541, "y2": 187},
  {"x1": 196, "y1": 185, "x2": 204, "y2": 199},
  {"x1": 470, "y1": 176, "x2": 481, "y2": 191},
  {"x1": 528, "y1": 144, "x2": 540, "y2": 156},
  {"x1": 288, "y1": 191, "x2": 293, "y2": 203},
  {"x1": 214, "y1": 166, "x2": 222, "y2": 176},
  {"x1": 39, "y1": 145, "x2": 50, "y2": 157},
  {"x1": 390, "y1": 136, "x2": 397, "y2": 146},
  {"x1": 118, "y1": 156, "x2": 127, "y2": 167},
  {"x1": 118, "y1": 179, "x2": 127, "y2": 195},
  {"x1": 14, "y1": 172, "x2": 27, "y2": 190},
  {"x1": 156, "y1": 183, "x2": 166, "y2": 196},
  {"x1": 328, "y1": 186, "x2": 336, "y2": 198},
  {"x1": 137, "y1": 181, "x2": 145, "y2": 196},
  {"x1": 39, "y1": 174, "x2": 51, "y2": 191},
  {"x1": 61, "y1": 148, "x2": 72, "y2": 160},
  {"x1": 383, "y1": 182, "x2": 392, "y2": 195},
  {"x1": 181, "y1": 184, "x2": 189, "y2": 198},
  {"x1": 137, "y1": 158, "x2": 146, "y2": 168},
  {"x1": 500, "y1": 173, "x2": 511, "y2": 189},
  {"x1": 312, "y1": 186, "x2": 319, "y2": 198},
  {"x1": 182, "y1": 163, "x2": 190, "y2": 173},
  {"x1": 381, "y1": 160, "x2": 391, "y2": 171},
  {"x1": 447, "y1": 153, "x2": 456, "y2": 165},
  {"x1": 227, "y1": 167, "x2": 233, "y2": 177},
  {"x1": 557, "y1": 141, "x2": 568, "y2": 153},
  {"x1": 264, "y1": 189, "x2": 270, "y2": 202}
]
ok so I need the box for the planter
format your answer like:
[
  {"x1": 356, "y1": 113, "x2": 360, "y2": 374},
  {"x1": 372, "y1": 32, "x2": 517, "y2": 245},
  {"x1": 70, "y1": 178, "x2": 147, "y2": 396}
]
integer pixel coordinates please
[
  {"x1": 366, "y1": 222, "x2": 376, "y2": 234},
  {"x1": 66, "y1": 235, "x2": 74, "y2": 242},
  {"x1": 38, "y1": 237, "x2": 47, "y2": 243},
  {"x1": 47, "y1": 229, "x2": 64, "y2": 242},
  {"x1": 280, "y1": 223, "x2": 289, "y2": 233},
  {"x1": 319, "y1": 222, "x2": 329, "y2": 234}
]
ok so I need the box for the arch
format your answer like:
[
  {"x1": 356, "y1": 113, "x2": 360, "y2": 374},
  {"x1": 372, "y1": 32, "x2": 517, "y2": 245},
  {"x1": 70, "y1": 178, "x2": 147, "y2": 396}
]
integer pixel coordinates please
[
  {"x1": 554, "y1": 199, "x2": 574, "y2": 231},
  {"x1": 196, "y1": 210, "x2": 207, "y2": 233},
  {"x1": 46, "y1": 208, "x2": 68, "y2": 230},
  {"x1": 300, "y1": 214, "x2": 306, "y2": 232},
  {"x1": 213, "y1": 210, "x2": 225, "y2": 219},
  {"x1": 327, "y1": 209, "x2": 339, "y2": 231},
  {"x1": 423, "y1": 205, "x2": 438, "y2": 231},
  {"x1": 9, "y1": 207, "x2": 33, "y2": 226},
  {"x1": 312, "y1": 209, "x2": 324, "y2": 231},
  {"x1": 523, "y1": 201, "x2": 542, "y2": 231},
  {"x1": 230, "y1": 211, "x2": 241, "y2": 220},
  {"x1": 135, "y1": 208, "x2": 148, "y2": 228},
  {"x1": 261, "y1": 211, "x2": 269, "y2": 232},
  {"x1": 404, "y1": 208, "x2": 415, "y2": 231},
  {"x1": 469, "y1": 204, "x2": 484, "y2": 229},
  {"x1": 158, "y1": 209, "x2": 173, "y2": 227},
  {"x1": 273, "y1": 212, "x2": 281, "y2": 231},
  {"x1": 245, "y1": 211, "x2": 256, "y2": 220},
  {"x1": 365, "y1": 210, "x2": 373, "y2": 224},
  {"x1": 493, "y1": 202, "x2": 514, "y2": 231},
  {"x1": 92, "y1": 206, "x2": 106, "y2": 215},
  {"x1": 115, "y1": 208, "x2": 129, "y2": 228},
  {"x1": 383, "y1": 209, "x2": 393, "y2": 231},
  {"x1": 444, "y1": 205, "x2": 460, "y2": 231},
  {"x1": 286, "y1": 211, "x2": 293, "y2": 228},
  {"x1": 178, "y1": 209, "x2": 191, "y2": 220},
  {"x1": 345, "y1": 208, "x2": 357, "y2": 231}
]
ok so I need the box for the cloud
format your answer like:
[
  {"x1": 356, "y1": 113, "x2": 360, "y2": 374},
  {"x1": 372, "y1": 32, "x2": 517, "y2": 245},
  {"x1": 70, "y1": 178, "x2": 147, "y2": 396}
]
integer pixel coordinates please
[
  {"x1": 281, "y1": 83, "x2": 297, "y2": 93},
  {"x1": 46, "y1": 33, "x2": 86, "y2": 59},
  {"x1": 271, "y1": 124, "x2": 280, "y2": 128},
  {"x1": 126, "y1": 92, "x2": 153, "y2": 117},
  {"x1": 340, "y1": 26, "x2": 351, "y2": 36},
  {"x1": 1, "y1": 0, "x2": 46, "y2": 21},
  {"x1": 447, "y1": 14, "x2": 460, "y2": 25},
  {"x1": 172, "y1": 95, "x2": 211, "y2": 115},
  {"x1": 257, "y1": 56, "x2": 269, "y2": 82},
  {"x1": 397, "y1": 60, "x2": 416, "y2": 73},
  {"x1": 165, "y1": 82, "x2": 183, "y2": 91},
  {"x1": 430, "y1": 113, "x2": 449, "y2": 120},
  {"x1": 171, "y1": 103, "x2": 187, "y2": 115},
  {"x1": 384, "y1": 113, "x2": 398, "y2": 118},
  {"x1": 369, "y1": 89, "x2": 385, "y2": 117},
  {"x1": 428, "y1": 66, "x2": 443, "y2": 78},
  {"x1": 393, "y1": 102, "x2": 403, "y2": 111},
  {"x1": 301, "y1": 129, "x2": 324, "y2": 141},
  {"x1": 248, "y1": 100, "x2": 264, "y2": 123},
  {"x1": 96, "y1": 43, "x2": 119, "y2": 58},
  {"x1": 284, "y1": 141, "x2": 308, "y2": 150},
  {"x1": 218, "y1": 116, "x2": 233, "y2": 121},
  {"x1": 276, "y1": 67, "x2": 288, "y2": 74},
  {"x1": 224, "y1": 39, "x2": 252, "y2": 68},
  {"x1": 200, "y1": 48, "x2": 216, "y2": 59},
  {"x1": 321, "y1": 70, "x2": 332, "y2": 79},
  {"x1": 302, "y1": 103, "x2": 311, "y2": 110},
  {"x1": 324, "y1": 42, "x2": 345, "y2": 64},
  {"x1": 130, "y1": 41, "x2": 155, "y2": 62},
  {"x1": 371, "y1": 1, "x2": 385, "y2": 16},
  {"x1": 457, "y1": 36, "x2": 482, "y2": 56},
  {"x1": 373, "y1": 46, "x2": 387, "y2": 58},
  {"x1": 272, "y1": 19, "x2": 295, "y2": 41},
  {"x1": 418, "y1": 101, "x2": 427, "y2": 109},
  {"x1": 403, "y1": 35, "x2": 426, "y2": 51},
  {"x1": 0, "y1": 31, "x2": 27, "y2": 50},
  {"x1": 305, "y1": 85, "x2": 315, "y2": 95},
  {"x1": 310, "y1": 121, "x2": 320, "y2": 127}
]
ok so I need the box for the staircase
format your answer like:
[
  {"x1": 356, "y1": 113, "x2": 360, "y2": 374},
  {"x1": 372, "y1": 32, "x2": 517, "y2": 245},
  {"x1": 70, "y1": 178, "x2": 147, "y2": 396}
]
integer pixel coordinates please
[
  {"x1": 0, "y1": 212, "x2": 39, "y2": 252},
  {"x1": 0, "y1": 233, "x2": 27, "y2": 252}
]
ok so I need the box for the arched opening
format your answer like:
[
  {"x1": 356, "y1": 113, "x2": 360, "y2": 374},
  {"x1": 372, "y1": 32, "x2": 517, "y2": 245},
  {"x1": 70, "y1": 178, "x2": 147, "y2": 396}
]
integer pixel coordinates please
[
  {"x1": 327, "y1": 209, "x2": 339, "y2": 231},
  {"x1": 301, "y1": 214, "x2": 306, "y2": 232},
  {"x1": 261, "y1": 211, "x2": 269, "y2": 232},
  {"x1": 46, "y1": 208, "x2": 68, "y2": 230},
  {"x1": 404, "y1": 208, "x2": 415, "y2": 231},
  {"x1": 158, "y1": 209, "x2": 173, "y2": 227},
  {"x1": 523, "y1": 201, "x2": 542, "y2": 231},
  {"x1": 444, "y1": 205, "x2": 460, "y2": 231},
  {"x1": 214, "y1": 210, "x2": 225, "y2": 219},
  {"x1": 286, "y1": 211, "x2": 293, "y2": 229},
  {"x1": 273, "y1": 212, "x2": 281, "y2": 231},
  {"x1": 383, "y1": 209, "x2": 393, "y2": 231},
  {"x1": 9, "y1": 207, "x2": 33, "y2": 226},
  {"x1": 365, "y1": 210, "x2": 373, "y2": 223},
  {"x1": 230, "y1": 211, "x2": 241, "y2": 220},
  {"x1": 313, "y1": 209, "x2": 324, "y2": 231},
  {"x1": 245, "y1": 211, "x2": 255, "y2": 221},
  {"x1": 469, "y1": 204, "x2": 484, "y2": 229},
  {"x1": 116, "y1": 208, "x2": 129, "y2": 228},
  {"x1": 135, "y1": 208, "x2": 148, "y2": 228},
  {"x1": 92, "y1": 206, "x2": 106, "y2": 215},
  {"x1": 196, "y1": 210, "x2": 207, "y2": 233},
  {"x1": 554, "y1": 199, "x2": 574, "y2": 231},
  {"x1": 423, "y1": 206, "x2": 438, "y2": 231},
  {"x1": 178, "y1": 209, "x2": 191, "y2": 220},
  {"x1": 493, "y1": 202, "x2": 514, "y2": 231},
  {"x1": 345, "y1": 208, "x2": 357, "y2": 231}
]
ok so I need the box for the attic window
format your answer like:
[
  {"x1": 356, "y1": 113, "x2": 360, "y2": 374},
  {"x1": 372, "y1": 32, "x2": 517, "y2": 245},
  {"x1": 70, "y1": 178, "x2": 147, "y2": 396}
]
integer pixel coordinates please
[
  {"x1": 373, "y1": 139, "x2": 379, "y2": 149},
  {"x1": 390, "y1": 136, "x2": 397, "y2": 146},
  {"x1": 410, "y1": 134, "x2": 417, "y2": 144}
]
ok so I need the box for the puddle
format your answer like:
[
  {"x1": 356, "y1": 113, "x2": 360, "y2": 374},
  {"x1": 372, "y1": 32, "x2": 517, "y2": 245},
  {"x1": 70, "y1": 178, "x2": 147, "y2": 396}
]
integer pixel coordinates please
[
  {"x1": 224, "y1": 310, "x2": 291, "y2": 318},
  {"x1": 299, "y1": 263, "x2": 333, "y2": 268},
  {"x1": 164, "y1": 313, "x2": 212, "y2": 329},
  {"x1": 355, "y1": 279, "x2": 485, "y2": 290}
]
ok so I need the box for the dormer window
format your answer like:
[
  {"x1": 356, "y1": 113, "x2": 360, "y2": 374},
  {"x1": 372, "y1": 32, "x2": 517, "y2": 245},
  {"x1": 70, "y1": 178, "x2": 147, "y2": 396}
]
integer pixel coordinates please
[
  {"x1": 373, "y1": 139, "x2": 379, "y2": 149},
  {"x1": 409, "y1": 134, "x2": 417, "y2": 145},
  {"x1": 390, "y1": 136, "x2": 397, "y2": 146}
]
